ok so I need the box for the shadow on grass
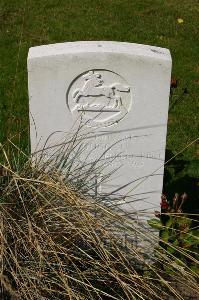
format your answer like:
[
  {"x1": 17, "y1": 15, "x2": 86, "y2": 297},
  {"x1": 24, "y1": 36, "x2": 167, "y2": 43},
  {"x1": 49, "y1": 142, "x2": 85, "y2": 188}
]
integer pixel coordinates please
[{"x1": 163, "y1": 149, "x2": 199, "y2": 217}]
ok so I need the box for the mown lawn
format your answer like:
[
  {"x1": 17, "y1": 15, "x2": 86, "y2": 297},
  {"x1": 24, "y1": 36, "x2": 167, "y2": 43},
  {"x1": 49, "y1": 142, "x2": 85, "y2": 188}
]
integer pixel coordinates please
[{"x1": 0, "y1": 0, "x2": 198, "y2": 180}]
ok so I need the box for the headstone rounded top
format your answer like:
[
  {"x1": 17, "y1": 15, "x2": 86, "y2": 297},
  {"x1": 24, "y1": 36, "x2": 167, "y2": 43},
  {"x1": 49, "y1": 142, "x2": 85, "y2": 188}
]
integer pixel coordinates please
[{"x1": 28, "y1": 41, "x2": 171, "y2": 62}]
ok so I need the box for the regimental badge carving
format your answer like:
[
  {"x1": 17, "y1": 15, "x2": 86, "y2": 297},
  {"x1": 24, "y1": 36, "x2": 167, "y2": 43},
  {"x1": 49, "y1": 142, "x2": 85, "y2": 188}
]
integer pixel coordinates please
[{"x1": 67, "y1": 69, "x2": 132, "y2": 127}]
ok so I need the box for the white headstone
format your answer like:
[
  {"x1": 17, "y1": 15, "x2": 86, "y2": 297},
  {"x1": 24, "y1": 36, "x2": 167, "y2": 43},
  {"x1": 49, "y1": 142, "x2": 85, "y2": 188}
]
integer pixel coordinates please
[{"x1": 28, "y1": 41, "x2": 171, "y2": 217}]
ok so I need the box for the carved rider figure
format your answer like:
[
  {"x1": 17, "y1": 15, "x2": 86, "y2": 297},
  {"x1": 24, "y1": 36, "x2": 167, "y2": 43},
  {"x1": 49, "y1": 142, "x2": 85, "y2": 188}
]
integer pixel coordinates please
[{"x1": 73, "y1": 71, "x2": 130, "y2": 109}]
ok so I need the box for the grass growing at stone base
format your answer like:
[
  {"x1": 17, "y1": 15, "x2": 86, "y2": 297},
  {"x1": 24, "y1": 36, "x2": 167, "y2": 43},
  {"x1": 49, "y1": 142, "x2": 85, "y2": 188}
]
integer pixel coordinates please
[
  {"x1": 1, "y1": 2, "x2": 199, "y2": 297},
  {"x1": 1, "y1": 0, "x2": 199, "y2": 176},
  {"x1": 0, "y1": 132, "x2": 199, "y2": 300}
]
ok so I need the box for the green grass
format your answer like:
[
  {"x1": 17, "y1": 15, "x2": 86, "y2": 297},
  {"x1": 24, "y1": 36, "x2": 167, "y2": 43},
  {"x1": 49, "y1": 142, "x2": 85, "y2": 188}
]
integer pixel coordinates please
[{"x1": 0, "y1": 0, "x2": 199, "y2": 175}]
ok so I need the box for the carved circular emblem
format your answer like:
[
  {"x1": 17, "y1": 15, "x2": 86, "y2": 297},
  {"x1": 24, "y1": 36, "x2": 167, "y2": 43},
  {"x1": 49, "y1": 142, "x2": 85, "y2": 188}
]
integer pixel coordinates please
[{"x1": 66, "y1": 69, "x2": 132, "y2": 127}]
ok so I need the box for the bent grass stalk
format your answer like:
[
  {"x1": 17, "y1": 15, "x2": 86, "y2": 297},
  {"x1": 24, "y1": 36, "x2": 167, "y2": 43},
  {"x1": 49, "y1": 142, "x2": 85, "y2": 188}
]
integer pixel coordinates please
[{"x1": 0, "y1": 128, "x2": 198, "y2": 299}]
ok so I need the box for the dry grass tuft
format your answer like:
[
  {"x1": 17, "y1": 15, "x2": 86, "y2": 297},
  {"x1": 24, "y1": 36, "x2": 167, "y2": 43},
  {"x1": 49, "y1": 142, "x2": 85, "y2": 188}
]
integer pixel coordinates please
[{"x1": 0, "y1": 135, "x2": 198, "y2": 300}]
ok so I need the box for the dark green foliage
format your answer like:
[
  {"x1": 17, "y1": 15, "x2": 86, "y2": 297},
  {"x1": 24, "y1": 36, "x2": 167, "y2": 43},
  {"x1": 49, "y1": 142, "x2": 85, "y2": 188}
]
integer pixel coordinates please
[{"x1": 148, "y1": 193, "x2": 199, "y2": 274}]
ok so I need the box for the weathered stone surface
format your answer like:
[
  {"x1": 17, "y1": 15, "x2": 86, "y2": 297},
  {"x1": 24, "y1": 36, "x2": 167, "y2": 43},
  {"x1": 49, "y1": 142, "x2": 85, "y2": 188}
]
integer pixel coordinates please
[{"x1": 28, "y1": 41, "x2": 171, "y2": 216}]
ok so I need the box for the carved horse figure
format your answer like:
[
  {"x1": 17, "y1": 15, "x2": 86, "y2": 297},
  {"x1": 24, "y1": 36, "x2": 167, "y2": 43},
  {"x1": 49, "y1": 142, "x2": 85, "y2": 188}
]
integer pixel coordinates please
[{"x1": 73, "y1": 71, "x2": 130, "y2": 108}]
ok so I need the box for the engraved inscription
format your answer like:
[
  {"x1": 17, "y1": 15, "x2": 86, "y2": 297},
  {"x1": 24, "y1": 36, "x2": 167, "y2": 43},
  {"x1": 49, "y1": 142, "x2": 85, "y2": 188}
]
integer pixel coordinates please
[
  {"x1": 67, "y1": 70, "x2": 132, "y2": 127},
  {"x1": 77, "y1": 134, "x2": 163, "y2": 171}
]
